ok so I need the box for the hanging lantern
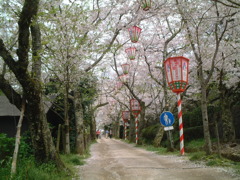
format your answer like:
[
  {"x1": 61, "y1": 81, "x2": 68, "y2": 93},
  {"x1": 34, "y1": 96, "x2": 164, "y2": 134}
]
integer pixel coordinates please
[
  {"x1": 130, "y1": 99, "x2": 141, "y2": 117},
  {"x1": 164, "y1": 56, "x2": 190, "y2": 156},
  {"x1": 141, "y1": 0, "x2": 151, "y2": 11},
  {"x1": 119, "y1": 74, "x2": 129, "y2": 83},
  {"x1": 128, "y1": 26, "x2": 142, "y2": 43},
  {"x1": 121, "y1": 63, "x2": 130, "y2": 74},
  {"x1": 122, "y1": 111, "x2": 130, "y2": 122},
  {"x1": 125, "y1": 47, "x2": 136, "y2": 60},
  {"x1": 164, "y1": 56, "x2": 190, "y2": 93}
]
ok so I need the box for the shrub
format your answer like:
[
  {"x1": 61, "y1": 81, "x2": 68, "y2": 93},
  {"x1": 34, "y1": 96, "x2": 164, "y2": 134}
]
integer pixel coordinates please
[
  {"x1": 142, "y1": 124, "x2": 160, "y2": 144},
  {"x1": 0, "y1": 133, "x2": 15, "y2": 163}
]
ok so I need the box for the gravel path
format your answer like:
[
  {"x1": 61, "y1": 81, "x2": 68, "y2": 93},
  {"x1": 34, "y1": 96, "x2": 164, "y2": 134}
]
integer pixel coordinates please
[{"x1": 76, "y1": 138, "x2": 238, "y2": 180}]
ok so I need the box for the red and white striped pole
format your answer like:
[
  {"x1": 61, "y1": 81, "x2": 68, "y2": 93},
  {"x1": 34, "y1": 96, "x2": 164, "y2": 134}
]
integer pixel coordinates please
[
  {"x1": 124, "y1": 121, "x2": 127, "y2": 140},
  {"x1": 177, "y1": 93, "x2": 184, "y2": 155},
  {"x1": 135, "y1": 116, "x2": 138, "y2": 144}
]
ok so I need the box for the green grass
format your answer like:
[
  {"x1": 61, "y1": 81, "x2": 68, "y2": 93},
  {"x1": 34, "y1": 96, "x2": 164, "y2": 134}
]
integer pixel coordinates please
[
  {"x1": 135, "y1": 138, "x2": 240, "y2": 176},
  {"x1": 136, "y1": 144, "x2": 179, "y2": 155},
  {"x1": 61, "y1": 153, "x2": 89, "y2": 168},
  {"x1": 185, "y1": 139, "x2": 205, "y2": 151},
  {"x1": 5, "y1": 157, "x2": 71, "y2": 180},
  {"x1": 0, "y1": 153, "x2": 89, "y2": 180},
  {"x1": 186, "y1": 139, "x2": 240, "y2": 176}
]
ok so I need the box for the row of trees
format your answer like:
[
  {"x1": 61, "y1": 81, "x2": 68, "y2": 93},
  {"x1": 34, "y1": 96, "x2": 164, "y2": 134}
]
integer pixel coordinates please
[
  {"x1": 0, "y1": 0, "x2": 239, "y2": 172},
  {"x1": 97, "y1": 0, "x2": 240, "y2": 154}
]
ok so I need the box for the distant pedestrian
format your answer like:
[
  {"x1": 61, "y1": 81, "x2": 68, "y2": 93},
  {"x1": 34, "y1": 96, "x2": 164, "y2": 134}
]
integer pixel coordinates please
[
  {"x1": 109, "y1": 129, "x2": 112, "y2": 139},
  {"x1": 105, "y1": 130, "x2": 109, "y2": 138},
  {"x1": 96, "y1": 130, "x2": 101, "y2": 139}
]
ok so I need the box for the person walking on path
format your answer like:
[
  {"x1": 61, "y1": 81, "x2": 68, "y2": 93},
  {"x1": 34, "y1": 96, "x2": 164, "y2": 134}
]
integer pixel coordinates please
[
  {"x1": 96, "y1": 130, "x2": 101, "y2": 139},
  {"x1": 105, "y1": 130, "x2": 109, "y2": 138},
  {"x1": 109, "y1": 129, "x2": 112, "y2": 139}
]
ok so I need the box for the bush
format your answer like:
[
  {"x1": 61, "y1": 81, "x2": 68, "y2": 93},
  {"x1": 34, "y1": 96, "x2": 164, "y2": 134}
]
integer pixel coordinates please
[
  {"x1": 0, "y1": 133, "x2": 34, "y2": 179},
  {"x1": 0, "y1": 133, "x2": 15, "y2": 163},
  {"x1": 142, "y1": 124, "x2": 160, "y2": 144},
  {"x1": 185, "y1": 139, "x2": 205, "y2": 153},
  {"x1": 184, "y1": 126, "x2": 204, "y2": 141},
  {"x1": 0, "y1": 158, "x2": 12, "y2": 179},
  {"x1": 11, "y1": 157, "x2": 72, "y2": 180}
]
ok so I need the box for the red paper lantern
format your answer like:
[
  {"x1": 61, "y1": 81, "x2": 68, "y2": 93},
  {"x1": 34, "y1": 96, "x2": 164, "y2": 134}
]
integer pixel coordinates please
[
  {"x1": 125, "y1": 47, "x2": 136, "y2": 60},
  {"x1": 122, "y1": 111, "x2": 130, "y2": 122},
  {"x1": 130, "y1": 99, "x2": 141, "y2": 117},
  {"x1": 141, "y1": 0, "x2": 151, "y2": 11},
  {"x1": 164, "y1": 56, "x2": 190, "y2": 93},
  {"x1": 121, "y1": 63, "x2": 130, "y2": 74},
  {"x1": 128, "y1": 26, "x2": 142, "y2": 43}
]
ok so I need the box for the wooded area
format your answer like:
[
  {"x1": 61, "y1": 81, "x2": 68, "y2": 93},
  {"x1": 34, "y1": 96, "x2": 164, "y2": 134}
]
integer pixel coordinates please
[{"x1": 0, "y1": 0, "x2": 239, "y2": 178}]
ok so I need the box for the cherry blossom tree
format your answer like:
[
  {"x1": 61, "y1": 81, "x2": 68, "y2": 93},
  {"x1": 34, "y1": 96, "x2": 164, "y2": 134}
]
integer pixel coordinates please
[
  {"x1": 176, "y1": 0, "x2": 238, "y2": 154},
  {"x1": 0, "y1": 0, "x2": 65, "y2": 169}
]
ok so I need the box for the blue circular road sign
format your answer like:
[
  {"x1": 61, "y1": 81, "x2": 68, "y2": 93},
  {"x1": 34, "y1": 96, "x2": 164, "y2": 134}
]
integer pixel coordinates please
[{"x1": 160, "y1": 111, "x2": 175, "y2": 127}]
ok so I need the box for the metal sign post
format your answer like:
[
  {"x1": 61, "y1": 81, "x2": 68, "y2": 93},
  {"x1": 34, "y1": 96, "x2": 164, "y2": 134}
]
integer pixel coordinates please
[{"x1": 160, "y1": 111, "x2": 175, "y2": 150}]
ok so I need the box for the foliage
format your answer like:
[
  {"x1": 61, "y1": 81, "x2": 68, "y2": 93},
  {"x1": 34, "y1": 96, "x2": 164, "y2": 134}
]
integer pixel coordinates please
[
  {"x1": 186, "y1": 139, "x2": 240, "y2": 175},
  {"x1": 190, "y1": 150, "x2": 240, "y2": 175},
  {"x1": 0, "y1": 133, "x2": 15, "y2": 163},
  {"x1": 0, "y1": 152, "x2": 87, "y2": 180},
  {"x1": 79, "y1": 73, "x2": 98, "y2": 107},
  {"x1": 0, "y1": 157, "x2": 12, "y2": 179},
  {"x1": 183, "y1": 126, "x2": 204, "y2": 141},
  {"x1": 141, "y1": 124, "x2": 161, "y2": 144},
  {"x1": 61, "y1": 154, "x2": 87, "y2": 167},
  {"x1": 185, "y1": 139, "x2": 205, "y2": 153},
  {"x1": 11, "y1": 158, "x2": 72, "y2": 180},
  {"x1": 139, "y1": 144, "x2": 178, "y2": 155},
  {"x1": 183, "y1": 107, "x2": 203, "y2": 128},
  {"x1": 0, "y1": 132, "x2": 32, "y2": 165}
]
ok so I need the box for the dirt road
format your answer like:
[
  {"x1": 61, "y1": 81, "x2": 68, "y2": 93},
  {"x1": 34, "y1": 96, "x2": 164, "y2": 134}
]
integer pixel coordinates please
[{"x1": 77, "y1": 138, "x2": 238, "y2": 180}]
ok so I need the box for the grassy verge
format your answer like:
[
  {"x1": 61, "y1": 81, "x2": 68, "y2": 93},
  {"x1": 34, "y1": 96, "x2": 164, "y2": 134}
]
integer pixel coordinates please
[
  {"x1": 137, "y1": 144, "x2": 179, "y2": 155},
  {"x1": 136, "y1": 138, "x2": 240, "y2": 176},
  {"x1": 0, "y1": 153, "x2": 89, "y2": 180}
]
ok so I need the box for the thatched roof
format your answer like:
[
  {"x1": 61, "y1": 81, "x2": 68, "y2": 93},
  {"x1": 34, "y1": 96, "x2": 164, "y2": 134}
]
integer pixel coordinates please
[
  {"x1": 0, "y1": 95, "x2": 57, "y2": 117},
  {"x1": 0, "y1": 96, "x2": 20, "y2": 116}
]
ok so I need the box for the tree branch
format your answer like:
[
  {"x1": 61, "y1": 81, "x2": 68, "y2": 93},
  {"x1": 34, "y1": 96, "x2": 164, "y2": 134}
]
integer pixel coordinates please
[{"x1": 17, "y1": 0, "x2": 40, "y2": 69}]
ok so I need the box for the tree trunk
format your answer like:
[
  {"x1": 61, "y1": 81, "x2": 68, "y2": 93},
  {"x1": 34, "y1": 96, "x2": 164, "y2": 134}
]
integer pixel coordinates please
[
  {"x1": 129, "y1": 114, "x2": 136, "y2": 143},
  {"x1": 116, "y1": 119, "x2": 120, "y2": 138},
  {"x1": 214, "y1": 119, "x2": 221, "y2": 157},
  {"x1": 0, "y1": 0, "x2": 66, "y2": 170},
  {"x1": 27, "y1": 95, "x2": 64, "y2": 167},
  {"x1": 56, "y1": 124, "x2": 61, "y2": 152},
  {"x1": 153, "y1": 57, "x2": 170, "y2": 147},
  {"x1": 153, "y1": 126, "x2": 164, "y2": 147},
  {"x1": 64, "y1": 68, "x2": 70, "y2": 154},
  {"x1": 11, "y1": 99, "x2": 25, "y2": 176},
  {"x1": 90, "y1": 114, "x2": 96, "y2": 140},
  {"x1": 201, "y1": 85, "x2": 212, "y2": 154},
  {"x1": 73, "y1": 90, "x2": 85, "y2": 155}
]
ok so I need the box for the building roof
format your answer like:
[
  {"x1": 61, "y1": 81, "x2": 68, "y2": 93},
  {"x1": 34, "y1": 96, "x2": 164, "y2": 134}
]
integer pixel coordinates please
[
  {"x1": 0, "y1": 96, "x2": 20, "y2": 116},
  {"x1": 0, "y1": 94, "x2": 57, "y2": 117}
]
